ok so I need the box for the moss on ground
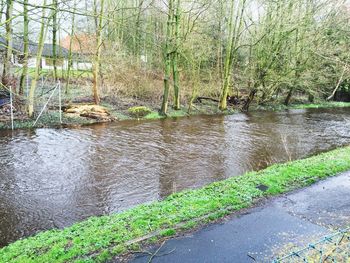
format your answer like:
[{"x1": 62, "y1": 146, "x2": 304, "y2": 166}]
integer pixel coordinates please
[
  {"x1": 144, "y1": 108, "x2": 189, "y2": 119},
  {"x1": 127, "y1": 106, "x2": 153, "y2": 118},
  {"x1": 1, "y1": 146, "x2": 350, "y2": 262}
]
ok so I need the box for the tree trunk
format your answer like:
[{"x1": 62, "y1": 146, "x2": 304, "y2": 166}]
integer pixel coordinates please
[
  {"x1": 160, "y1": 0, "x2": 174, "y2": 115},
  {"x1": 19, "y1": 0, "x2": 28, "y2": 95},
  {"x1": 28, "y1": 0, "x2": 49, "y2": 117},
  {"x1": 219, "y1": 0, "x2": 235, "y2": 111},
  {"x1": 219, "y1": 0, "x2": 246, "y2": 110},
  {"x1": 284, "y1": 88, "x2": 293, "y2": 106},
  {"x1": 172, "y1": 0, "x2": 181, "y2": 110},
  {"x1": 242, "y1": 89, "x2": 256, "y2": 112},
  {"x1": 327, "y1": 66, "x2": 347, "y2": 101},
  {"x1": 308, "y1": 93, "x2": 314, "y2": 103},
  {"x1": 52, "y1": 0, "x2": 58, "y2": 81},
  {"x1": 92, "y1": 0, "x2": 105, "y2": 105},
  {"x1": 2, "y1": 0, "x2": 13, "y2": 88},
  {"x1": 65, "y1": 0, "x2": 76, "y2": 94},
  {"x1": 134, "y1": 0, "x2": 144, "y2": 62}
]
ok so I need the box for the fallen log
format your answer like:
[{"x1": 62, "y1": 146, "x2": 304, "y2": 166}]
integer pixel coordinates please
[
  {"x1": 195, "y1": 96, "x2": 242, "y2": 105},
  {"x1": 195, "y1": 97, "x2": 219, "y2": 103},
  {"x1": 65, "y1": 105, "x2": 110, "y2": 115},
  {"x1": 80, "y1": 112, "x2": 113, "y2": 121}
]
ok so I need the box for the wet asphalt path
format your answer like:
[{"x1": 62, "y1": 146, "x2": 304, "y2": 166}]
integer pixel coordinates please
[{"x1": 130, "y1": 172, "x2": 350, "y2": 263}]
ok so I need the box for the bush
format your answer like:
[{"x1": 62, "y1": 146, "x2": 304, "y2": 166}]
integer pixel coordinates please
[{"x1": 127, "y1": 106, "x2": 152, "y2": 118}]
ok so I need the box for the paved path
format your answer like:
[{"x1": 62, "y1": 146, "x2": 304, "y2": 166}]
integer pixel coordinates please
[{"x1": 130, "y1": 172, "x2": 350, "y2": 263}]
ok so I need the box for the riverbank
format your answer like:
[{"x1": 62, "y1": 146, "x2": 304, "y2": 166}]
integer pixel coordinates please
[
  {"x1": 252, "y1": 101, "x2": 350, "y2": 111},
  {"x1": 1, "y1": 146, "x2": 350, "y2": 262},
  {"x1": 132, "y1": 171, "x2": 350, "y2": 262},
  {"x1": 1, "y1": 101, "x2": 350, "y2": 130}
]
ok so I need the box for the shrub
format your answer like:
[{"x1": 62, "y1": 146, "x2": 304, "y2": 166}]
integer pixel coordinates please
[{"x1": 127, "y1": 106, "x2": 152, "y2": 118}]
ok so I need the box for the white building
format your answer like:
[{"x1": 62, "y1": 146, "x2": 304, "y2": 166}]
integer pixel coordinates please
[{"x1": 0, "y1": 37, "x2": 92, "y2": 71}]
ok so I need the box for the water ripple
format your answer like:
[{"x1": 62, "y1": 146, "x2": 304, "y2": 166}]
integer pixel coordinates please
[{"x1": 0, "y1": 108, "x2": 350, "y2": 246}]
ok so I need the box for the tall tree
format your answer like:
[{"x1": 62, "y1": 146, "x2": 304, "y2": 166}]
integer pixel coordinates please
[
  {"x1": 52, "y1": 0, "x2": 58, "y2": 81},
  {"x1": 172, "y1": 0, "x2": 181, "y2": 110},
  {"x1": 92, "y1": 0, "x2": 105, "y2": 105},
  {"x1": 134, "y1": 0, "x2": 144, "y2": 62},
  {"x1": 65, "y1": 0, "x2": 77, "y2": 94},
  {"x1": 27, "y1": 0, "x2": 50, "y2": 117},
  {"x1": 219, "y1": 0, "x2": 247, "y2": 110},
  {"x1": 19, "y1": 0, "x2": 29, "y2": 95},
  {"x1": 2, "y1": 0, "x2": 14, "y2": 88},
  {"x1": 219, "y1": 0, "x2": 235, "y2": 110},
  {"x1": 160, "y1": 0, "x2": 174, "y2": 114}
]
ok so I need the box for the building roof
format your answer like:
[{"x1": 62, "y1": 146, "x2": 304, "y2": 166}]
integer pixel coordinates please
[
  {"x1": 0, "y1": 36, "x2": 70, "y2": 58},
  {"x1": 60, "y1": 33, "x2": 95, "y2": 55}
]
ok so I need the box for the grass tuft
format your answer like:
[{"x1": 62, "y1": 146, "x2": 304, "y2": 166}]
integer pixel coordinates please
[{"x1": 127, "y1": 106, "x2": 153, "y2": 118}]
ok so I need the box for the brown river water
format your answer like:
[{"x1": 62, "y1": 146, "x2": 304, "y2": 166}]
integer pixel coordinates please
[{"x1": 0, "y1": 107, "x2": 350, "y2": 247}]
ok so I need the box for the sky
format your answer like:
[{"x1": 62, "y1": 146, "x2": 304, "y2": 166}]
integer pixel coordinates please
[{"x1": 3, "y1": 0, "x2": 350, "y2": 44}]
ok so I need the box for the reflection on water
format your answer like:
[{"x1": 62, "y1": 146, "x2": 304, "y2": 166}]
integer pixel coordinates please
[{"x1": 0, "y1": 107, "x2": 349, "y2": 247}]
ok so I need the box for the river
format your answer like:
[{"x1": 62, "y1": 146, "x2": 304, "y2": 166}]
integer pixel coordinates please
[{"x1": 0, "y1": 107, "x2": 349, "y2": 247}]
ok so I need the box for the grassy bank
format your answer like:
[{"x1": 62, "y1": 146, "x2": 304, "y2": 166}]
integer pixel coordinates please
[
  {"x1": 2, "y1": 101, "x2": 350, "y2": 131},
  {"x1": 1, "y1": 147, "x2": 350, "y2": 262},
  {"x1": 0, "y1": 103, "x2": 235, "y2": 130},
  {"x1": 0, "y1": 113, "x2": 97, "y2": 130},
  {"x1": 253, "y1": 101, "x2": 350, "y2": 111},
  {"x1": 110, "y1": 101, "x2": 350, "y2": 121}
]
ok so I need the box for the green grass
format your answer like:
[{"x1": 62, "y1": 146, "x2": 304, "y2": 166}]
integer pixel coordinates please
[
  {"x1": 254, "y1": 101, "x2": 350, "y2": 111},
  {"x1": 144, "y1": 108, "x2": 189, "y2": 120},
  {"x1": 128, "y1": 106, "x2": 153, "y2": 118},
  {"x1": 143, "y1": 111, "x2": 164, "y2": 120},
  {"x1": 142, "y1": 101, "x2": 350, "y2": 121},
  {"x1": 291, "y1": 101, "x2": 350, "y2": 109},
  {"x1": 143, "y1": 105, "x2": 235, "y2": 120},
  {"x1": 0, "y1": 113, "x2": 98, "y2": 130},
  {"x1": 1, "y1": 146, "x2": 350, "y2": 262}
]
